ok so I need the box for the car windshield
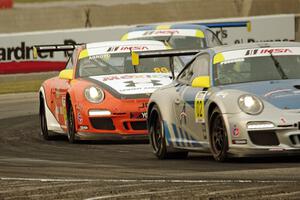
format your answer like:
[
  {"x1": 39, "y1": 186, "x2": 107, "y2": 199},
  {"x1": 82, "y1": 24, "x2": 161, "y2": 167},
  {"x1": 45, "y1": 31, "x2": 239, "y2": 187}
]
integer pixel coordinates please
[
  {"x1": 134, "y1": 36, "x2": 206, "y2": 49},
  {"x1": 213, "y1": 55, "x2": 300, "y2": 86},
  {"x1": 77, "y1": 53, "x2": 183, "y2": 77}
]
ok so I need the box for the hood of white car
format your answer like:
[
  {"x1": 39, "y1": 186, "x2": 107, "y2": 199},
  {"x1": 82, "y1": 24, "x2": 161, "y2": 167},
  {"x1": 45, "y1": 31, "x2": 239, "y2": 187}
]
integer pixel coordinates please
[{"x1": 88, "y1": 73, "x2": 172, "y2": 98}]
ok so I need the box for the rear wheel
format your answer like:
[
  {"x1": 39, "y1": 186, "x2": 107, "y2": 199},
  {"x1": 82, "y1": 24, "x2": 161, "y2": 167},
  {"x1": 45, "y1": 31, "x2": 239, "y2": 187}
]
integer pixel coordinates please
[
  {"x1": 209, "y1": 107, "x2": 229, "y2": 162},
  {"x1": 40, "y1": 96, "x2": 51, "y2": 140},
  {"x1": 149, "y1": 105, "x2": 188, "y2": 159},
  {"x1": 67, "y1": 102, "x2": 77, "y2": 144}
]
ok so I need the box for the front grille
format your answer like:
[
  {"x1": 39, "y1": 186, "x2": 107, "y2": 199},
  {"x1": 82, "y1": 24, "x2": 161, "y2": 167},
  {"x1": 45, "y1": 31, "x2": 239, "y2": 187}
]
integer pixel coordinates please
[
  {"x1": 290, "y1": 135, "x2": 300, "y2": 145},
  {"x1": 248, "y1": 130, "x2": 279, "y2": 146},
  {"x1": 89, "y1": 117, "x2": 115, "y2": 130},
  {"x1": 130, "y1": 121, "x2": 147, "y2": 130}
]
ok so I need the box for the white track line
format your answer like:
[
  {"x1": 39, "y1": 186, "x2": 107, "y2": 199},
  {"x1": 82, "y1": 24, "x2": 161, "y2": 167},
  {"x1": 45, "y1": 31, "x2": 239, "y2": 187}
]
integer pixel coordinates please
[
  {"x1": 85, "y1": 189, "x2": 182, "y2": 200},
  {"x1": 0, "y1": 177, "x2": 297, "y2": 183}
]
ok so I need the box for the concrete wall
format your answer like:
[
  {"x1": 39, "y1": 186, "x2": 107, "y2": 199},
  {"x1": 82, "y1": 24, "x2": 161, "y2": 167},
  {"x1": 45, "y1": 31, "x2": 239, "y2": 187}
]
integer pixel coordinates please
[{"x1": 1, "y1": 0, "x2": 300, "y2": 33}]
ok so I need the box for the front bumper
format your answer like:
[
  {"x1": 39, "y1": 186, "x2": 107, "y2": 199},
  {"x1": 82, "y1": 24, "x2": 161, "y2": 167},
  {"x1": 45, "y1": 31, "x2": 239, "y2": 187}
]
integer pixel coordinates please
[
  {"x1": 74, "y1": 108, "x2": 149, "y2": 139},
  {"x1": 223, "y1": 111, "x2": 300, "y2": 156},
  {"x1": 227, "y1": 147, "x2": 300, "y2": 158}
]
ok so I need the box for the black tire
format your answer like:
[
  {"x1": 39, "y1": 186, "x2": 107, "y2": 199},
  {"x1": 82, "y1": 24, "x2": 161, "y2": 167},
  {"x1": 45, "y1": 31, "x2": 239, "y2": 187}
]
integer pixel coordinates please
[
  {"x1": 40, "y1": 96, "x2": 51, "y2": 140},
  {"x1": 149, "y1": 105, "x2": 188, "y2": 159},
  {"x1": 67, "y1": 102, "x2": 77, "y2": 144},
  {"x1": 209, "y1": 107, "x2": 229, "y2": 162}
]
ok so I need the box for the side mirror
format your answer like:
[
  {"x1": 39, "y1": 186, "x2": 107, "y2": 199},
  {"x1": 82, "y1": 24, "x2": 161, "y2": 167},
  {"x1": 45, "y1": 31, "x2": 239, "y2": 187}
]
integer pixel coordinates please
[
  {"x1": 131, "y1": 52, "x2": 139, "y2": 66},
  {"x1": 191, "y1": 76, "x2": 210, "y2": 88},
  {"x1": 59, "y1": 69, "x2": 73, "y2": 80}
]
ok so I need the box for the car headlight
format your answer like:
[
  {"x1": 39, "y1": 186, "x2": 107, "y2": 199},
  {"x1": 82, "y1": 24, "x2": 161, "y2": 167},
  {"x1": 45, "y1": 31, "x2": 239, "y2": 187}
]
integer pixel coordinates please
[
  {"x1": 238, "y1": 94, "x2": 263, "y2": 115},
  {"x1": 84, "y1": 86, "x2": 104, "y2": 103}
]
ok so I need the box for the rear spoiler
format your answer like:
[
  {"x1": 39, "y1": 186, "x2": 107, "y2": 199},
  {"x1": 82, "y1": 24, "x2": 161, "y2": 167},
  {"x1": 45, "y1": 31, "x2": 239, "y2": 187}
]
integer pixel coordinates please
[
  {"x1": 132, "y1": 49, "x2": 200, "y2": 79},
  {"x1": 197, "y1": 21, "x2": 251, "y2": 31},
  {"x1": 33, "y1": 44, "x2": 83, "y2": 59}
]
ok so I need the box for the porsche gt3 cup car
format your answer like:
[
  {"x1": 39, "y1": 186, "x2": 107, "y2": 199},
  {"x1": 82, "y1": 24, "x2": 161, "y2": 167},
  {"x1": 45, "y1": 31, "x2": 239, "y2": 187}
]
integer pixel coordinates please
[
  {"x1": 36, "y1": 40, "x2": 196, "y2": 143},
  {"x1": 121, "y1": 24, "x2": 222, "y2": 50},
  {"x1": 147, "y1": 42, "x2": 300, "y2": 161}
]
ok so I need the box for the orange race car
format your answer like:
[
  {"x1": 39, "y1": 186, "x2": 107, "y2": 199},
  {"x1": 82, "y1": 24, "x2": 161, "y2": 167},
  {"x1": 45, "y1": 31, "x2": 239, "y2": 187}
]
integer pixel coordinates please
[{"x1": 36, "y1": 40, "x2": 197, "y2": 143}]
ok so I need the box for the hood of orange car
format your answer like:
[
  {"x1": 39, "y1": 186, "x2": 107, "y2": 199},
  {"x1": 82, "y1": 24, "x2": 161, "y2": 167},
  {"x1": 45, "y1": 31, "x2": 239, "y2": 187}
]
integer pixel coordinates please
[{"x1": 85, "y1": 73, "x2": 172, "y2": 98}]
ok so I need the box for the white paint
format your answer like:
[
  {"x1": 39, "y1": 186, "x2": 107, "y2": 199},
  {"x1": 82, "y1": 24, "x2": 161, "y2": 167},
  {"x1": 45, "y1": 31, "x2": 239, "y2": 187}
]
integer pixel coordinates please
[
  {"x1": 220, "y1": 47, "x2": 300, "y2": 62},
  {"x1": 126, "y1": 29, "x2": 202, "y2": 39},
  {"x1": 85, "y1": 40, "x2": 167, "y2": 56},
  {"x1": 1, "y1": 177, "x2": 297, "y2": 183},
  {"x1": 40, "y1": 87, "x2": 64, "y2": 134},
  {"x1": 89, "y1": 73, "x2": 172, "y2": 95}
]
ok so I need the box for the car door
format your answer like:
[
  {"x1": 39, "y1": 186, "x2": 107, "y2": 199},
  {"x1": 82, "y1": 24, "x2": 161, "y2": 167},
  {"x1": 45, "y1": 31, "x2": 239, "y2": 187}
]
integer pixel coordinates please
[
  {"x1": 53, "y1": 52, "x2": 76, "y2": 127},
  {"x1": 173, "y1": 53, "x2": 210, "y2": 148}
]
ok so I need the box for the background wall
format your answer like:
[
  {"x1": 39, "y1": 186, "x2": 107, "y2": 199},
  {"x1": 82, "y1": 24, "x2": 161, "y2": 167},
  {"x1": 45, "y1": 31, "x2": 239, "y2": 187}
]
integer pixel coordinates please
[{"x1": 1, "y1": 0, "x2": 300, "y2": 33}]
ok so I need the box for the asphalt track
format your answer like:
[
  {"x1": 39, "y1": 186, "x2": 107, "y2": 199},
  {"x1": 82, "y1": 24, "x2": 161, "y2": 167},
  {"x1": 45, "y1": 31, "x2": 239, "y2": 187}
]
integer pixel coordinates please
[{"x1": 0, "y1": 93, "x2": 300, "y2": 199}]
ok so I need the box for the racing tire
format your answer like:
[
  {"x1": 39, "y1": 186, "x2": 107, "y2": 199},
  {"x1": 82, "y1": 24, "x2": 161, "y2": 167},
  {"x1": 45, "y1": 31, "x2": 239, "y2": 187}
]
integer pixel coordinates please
[
  {"x1": 209, "y1": 107, "x2": 229, "y2": 162},
  {"x1": 149, "y1": 105, "x2": 188, "y2": 159},
  {"x1": 67, "y1": 102, "x2": 77, "y2": 144},
  {"x1": 39, "y1": 96, "x2": 51, "y2": 140}
]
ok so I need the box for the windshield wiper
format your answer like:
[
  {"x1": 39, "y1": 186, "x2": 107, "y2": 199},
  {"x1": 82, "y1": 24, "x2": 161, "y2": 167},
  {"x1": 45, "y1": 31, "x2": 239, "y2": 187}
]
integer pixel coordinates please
[{"x1": 269, "y1": 53, "x2": 288, "y2": 79}]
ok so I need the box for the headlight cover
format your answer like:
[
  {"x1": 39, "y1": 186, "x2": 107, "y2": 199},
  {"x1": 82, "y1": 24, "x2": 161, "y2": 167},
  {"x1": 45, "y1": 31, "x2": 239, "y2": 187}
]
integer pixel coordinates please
[
  {"x1": 238, "y1": 94, "x2": 263, "y2": 115},
  {"x1": 84, "y1": 86, "x2": 104, "y2": 103}
]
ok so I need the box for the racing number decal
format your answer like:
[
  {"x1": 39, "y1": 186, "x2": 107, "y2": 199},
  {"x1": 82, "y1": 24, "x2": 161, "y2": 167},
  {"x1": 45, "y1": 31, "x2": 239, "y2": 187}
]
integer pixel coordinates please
[
  {"x1": 153, "y1": 67, "x2": 169, "y2": 73},
  {"x1": 194, "y1": 91, "x2": 207, "y2": 123}
]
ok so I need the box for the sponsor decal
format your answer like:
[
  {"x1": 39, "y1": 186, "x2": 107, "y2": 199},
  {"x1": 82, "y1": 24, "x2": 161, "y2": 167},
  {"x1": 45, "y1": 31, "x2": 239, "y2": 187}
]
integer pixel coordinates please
[
  {"x1": 194, "y1": 91, "x2": 208, "y2": 123},
  {"x1": 153, "y1": 67, "x2": 169, "y2": 73},
  {"x1": 0, "y1": 42, "x2": 53, "y2": 61},
  {"x1": 130, "y1": 112, "x2": 147, "y2": 119},
  {"x1": 107, "y1": 46, "x2": 149, "y2": 52},
  {"x1": 90, "y1": 73, "x2": 171, "y2": 95},
  {"x1": 138, "y1": 102, "x2": 148, "y2": 109},
  {"x1": 77, "y1": 112, "x2": 83, "y2": 124},
  {"x1": 124, "y1": 80, "x2": 162, "y2": 87},
  {"x1": 232, "y1": 125, "x2": 240, "y2": 137},
  {"x1": 0, "y1": 39, "x2": 75, "y2": 62},
  {"x1": 179, "y1": 103, "x2": 187, "y2": 125},
  {"x1": 89, "y1": 54, "x2": 111, "y2": 61},
  {"x1": 232, "y1": 139, "x2": 247, "y2": 144},
  {"x1": 264, "y1": 89, "x2": 292, "y2": 97},
  {"x1": 101, "y1": 74, "x2": 168, "y2": 81},
  {"x1": 245, "y1": 48, "x2": 292, "y2": 56},
  {"x1": 280, "y1": 117, "x2": 287, "y2": 124},
  {"x1": 143, "y1": 30, "x2": 180, "y2": 36}
]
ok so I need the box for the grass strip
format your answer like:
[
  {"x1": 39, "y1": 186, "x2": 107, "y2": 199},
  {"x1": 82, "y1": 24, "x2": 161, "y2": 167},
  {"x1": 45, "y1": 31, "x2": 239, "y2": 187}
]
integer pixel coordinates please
[{"x1": 0, "y1": 79, "x2": 44, "y2": 94}]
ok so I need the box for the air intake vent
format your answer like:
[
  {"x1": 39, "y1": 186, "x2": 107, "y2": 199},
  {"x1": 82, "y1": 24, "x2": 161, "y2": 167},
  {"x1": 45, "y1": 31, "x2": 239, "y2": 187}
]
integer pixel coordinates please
[
  {"x1": 290, "y1": 135, "x2": 300, "y2": 145},
  {"x1": 248, "y1": 130, "x2": 279, "y2": 146}
]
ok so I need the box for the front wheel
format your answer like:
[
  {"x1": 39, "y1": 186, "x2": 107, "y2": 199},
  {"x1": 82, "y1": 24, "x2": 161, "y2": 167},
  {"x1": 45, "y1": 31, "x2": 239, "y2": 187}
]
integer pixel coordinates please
[
  {"x1": 40, "y1": 97, "x2": 51, "y2": 140},
  {"x1": 67, "y1": 102, "x2": 77, "y2": 144},
  {"x1": 149, "y1": 105, "x2": 188, "y2": 159},
  {"x1": 209, "y1": 107, "x2": 229, "y2": 162}
]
